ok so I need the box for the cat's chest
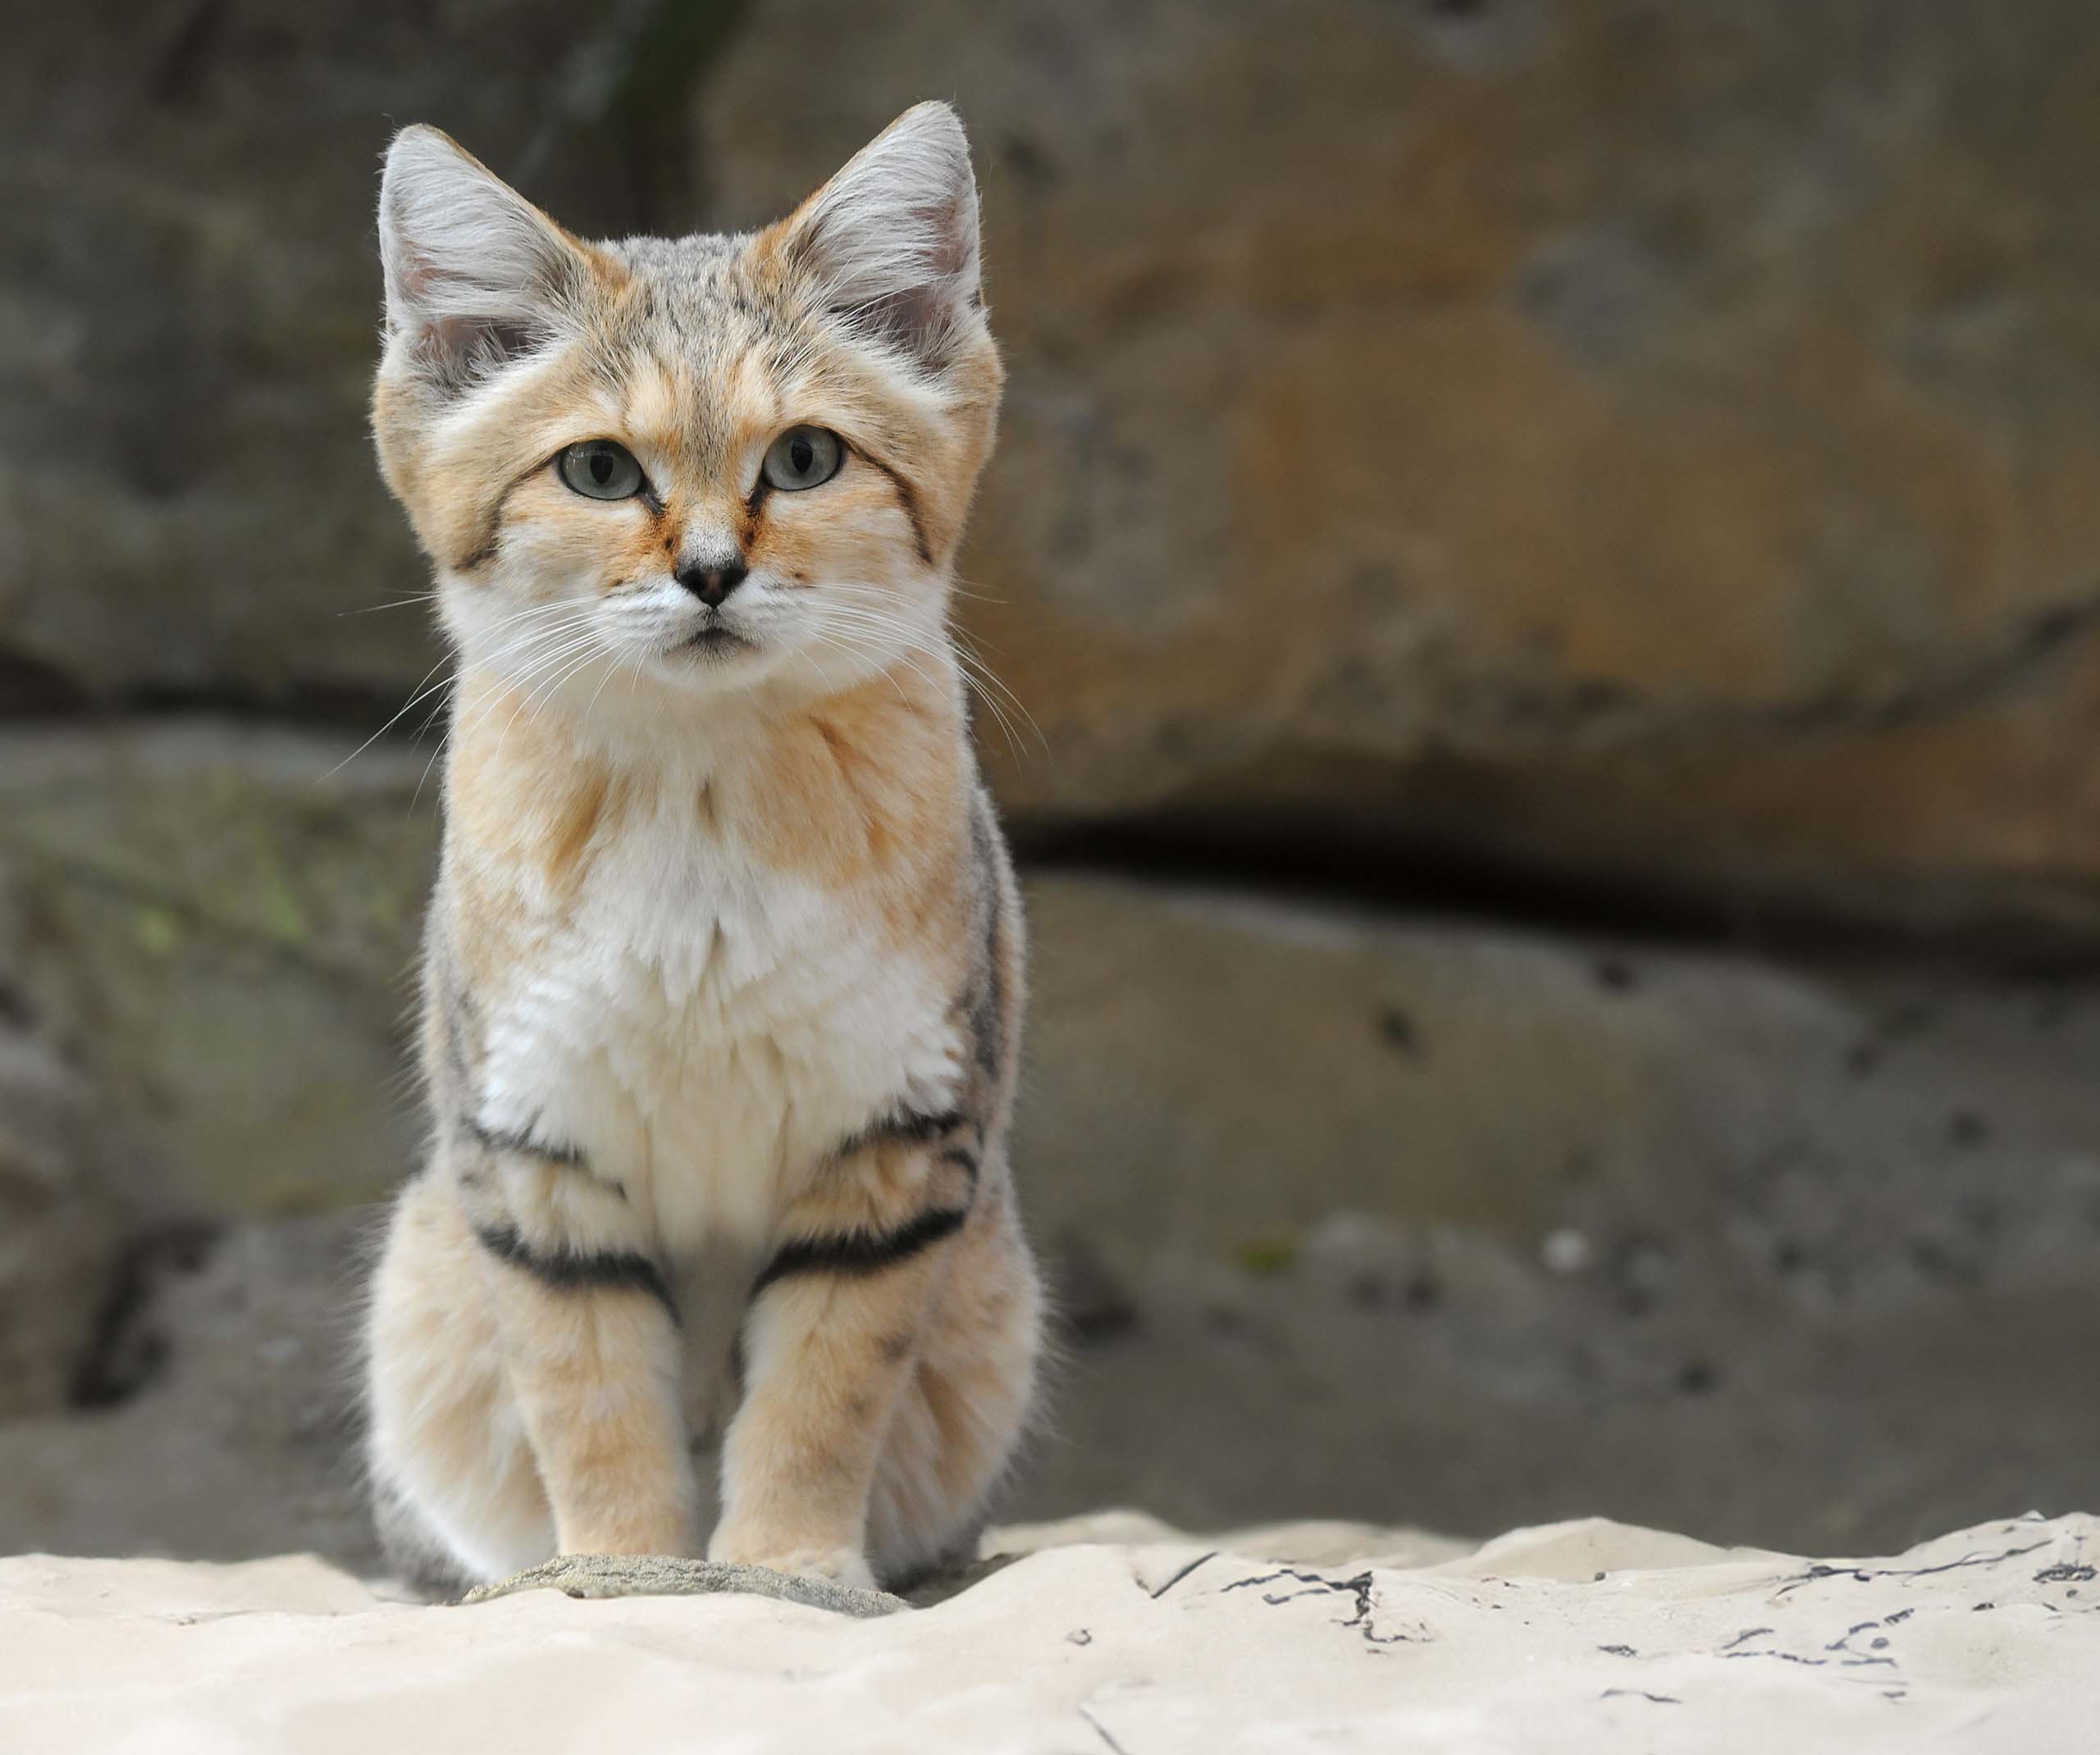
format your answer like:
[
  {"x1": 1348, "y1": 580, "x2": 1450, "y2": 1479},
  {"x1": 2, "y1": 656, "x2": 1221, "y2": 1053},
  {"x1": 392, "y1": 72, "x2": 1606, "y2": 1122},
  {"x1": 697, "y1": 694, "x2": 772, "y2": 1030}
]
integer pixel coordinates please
[{"x1": 472, "y1": 818, "x2": 961, "y2": 1247}]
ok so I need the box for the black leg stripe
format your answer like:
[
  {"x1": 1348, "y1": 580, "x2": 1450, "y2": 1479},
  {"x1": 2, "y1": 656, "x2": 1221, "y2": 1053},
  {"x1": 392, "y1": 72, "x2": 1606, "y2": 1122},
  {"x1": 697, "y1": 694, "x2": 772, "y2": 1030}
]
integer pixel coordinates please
[
  {"x1": 834, "y1": 1105, "x2": 970, "y2": 1160},
  {"x1": 750, "y1": 1205, "x2": 970, "y2": 1301},
  {"x1": 465, "y1": 1118, "x2": 587, "y2": 1169},
  {"x1": 474, "y1": 1224, "x2": 679, "y2": 1324}
]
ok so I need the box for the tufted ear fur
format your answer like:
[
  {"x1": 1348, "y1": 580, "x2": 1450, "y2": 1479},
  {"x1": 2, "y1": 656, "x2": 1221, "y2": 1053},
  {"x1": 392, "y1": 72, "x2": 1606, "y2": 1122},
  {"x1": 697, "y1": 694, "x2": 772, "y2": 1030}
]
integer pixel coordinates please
[
  {"x1": 776, "y1": 102, "x2": 984, "y2": 368},
  {"x1": 378, "y1": 125, "x2": 591, "y2": 390}
]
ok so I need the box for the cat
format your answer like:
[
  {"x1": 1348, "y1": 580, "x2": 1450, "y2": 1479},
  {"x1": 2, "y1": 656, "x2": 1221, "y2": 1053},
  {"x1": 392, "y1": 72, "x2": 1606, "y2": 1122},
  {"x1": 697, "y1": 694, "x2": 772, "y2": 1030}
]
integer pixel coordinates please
[{"x1": 361, "y1": 103, "x2": 1041, "y2": 1597}]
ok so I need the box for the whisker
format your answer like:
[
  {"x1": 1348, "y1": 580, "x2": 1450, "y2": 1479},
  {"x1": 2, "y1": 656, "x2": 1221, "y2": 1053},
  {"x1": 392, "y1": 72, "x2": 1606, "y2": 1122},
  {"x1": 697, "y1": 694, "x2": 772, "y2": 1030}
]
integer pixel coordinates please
[{"x1": 338, "y1": 594, "x2": 441, "y2": 617}]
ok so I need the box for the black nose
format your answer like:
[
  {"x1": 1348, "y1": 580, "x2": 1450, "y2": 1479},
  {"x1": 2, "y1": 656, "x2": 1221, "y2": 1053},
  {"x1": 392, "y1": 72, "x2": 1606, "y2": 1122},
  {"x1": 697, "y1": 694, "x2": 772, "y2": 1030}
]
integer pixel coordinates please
[{"x1": 676, "y1": 558, "x2": 747, "y2": 607}]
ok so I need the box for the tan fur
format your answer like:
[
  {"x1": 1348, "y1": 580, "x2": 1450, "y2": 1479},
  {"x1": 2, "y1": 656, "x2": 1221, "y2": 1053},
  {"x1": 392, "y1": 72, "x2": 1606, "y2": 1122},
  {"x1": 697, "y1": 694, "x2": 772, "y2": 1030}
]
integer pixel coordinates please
[{"x1": 362, "y1": 105, "x2": 1041, "y2": 1595}]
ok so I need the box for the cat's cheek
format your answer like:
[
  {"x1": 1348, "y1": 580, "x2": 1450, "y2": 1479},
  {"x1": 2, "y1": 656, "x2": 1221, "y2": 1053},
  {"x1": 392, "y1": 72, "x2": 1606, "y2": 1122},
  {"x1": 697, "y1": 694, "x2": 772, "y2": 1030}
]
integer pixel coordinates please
[
  {"x1": 487, "y1": 492, "x2": 656, "y2": 599},
  {"x1": 750, "y1": 473, "x2": 931, "y2": 596}
]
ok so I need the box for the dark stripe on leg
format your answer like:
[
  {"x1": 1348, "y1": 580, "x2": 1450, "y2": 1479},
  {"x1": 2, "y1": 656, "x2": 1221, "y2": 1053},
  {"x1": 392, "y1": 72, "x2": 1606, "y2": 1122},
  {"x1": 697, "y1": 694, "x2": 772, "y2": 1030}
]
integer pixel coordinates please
[
  {"x1": 750, "y1": 1205, "x2": 970, "y2": 1301},
  {"x1": 474, "y1": 1224, "x2": 680, "y2": 1324},
  {"x1": 833, "y1": 1105, "x2": 970, "y2": 1161},
  {"x1": 465, "y1": 1117, "x2": 587, "y2": 1169}
]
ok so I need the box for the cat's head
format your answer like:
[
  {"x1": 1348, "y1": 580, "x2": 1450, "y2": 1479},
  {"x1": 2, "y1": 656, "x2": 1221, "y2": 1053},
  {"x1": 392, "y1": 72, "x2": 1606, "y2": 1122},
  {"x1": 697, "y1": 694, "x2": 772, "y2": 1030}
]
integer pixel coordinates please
[{"x1": 371, "y1": 103, "x2": 1000, "y2": 715}]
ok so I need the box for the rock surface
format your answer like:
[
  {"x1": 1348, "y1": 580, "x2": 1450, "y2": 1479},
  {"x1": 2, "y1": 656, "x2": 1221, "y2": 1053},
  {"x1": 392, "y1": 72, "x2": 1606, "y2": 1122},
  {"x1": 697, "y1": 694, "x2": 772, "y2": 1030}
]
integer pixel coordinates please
[
  {"x1": 0, "y1": 1217, "x2": 377, "y2": 1574},
  {"x1": 0, "y1": 898, "x2": 129, "y2": 1418},
  {"x1": 0, "y1": 723, "x2": 431, "y2": 1220},
  {"x1": 460, "y1": 1553, "x2": 907, "y2": 1619},
  {"x1": 8, "y1": 5, "x2": 2100, "y2": 932},
  {"x1": 6, "y1": 1514, "x2": 2097, "y2": 1752},
  {"x1": 710, "y1": 0, "x2": 2100, "y2": 938},
  {"x1": 11, "y1": 859, "x2": 2100, "y2": 1564}
]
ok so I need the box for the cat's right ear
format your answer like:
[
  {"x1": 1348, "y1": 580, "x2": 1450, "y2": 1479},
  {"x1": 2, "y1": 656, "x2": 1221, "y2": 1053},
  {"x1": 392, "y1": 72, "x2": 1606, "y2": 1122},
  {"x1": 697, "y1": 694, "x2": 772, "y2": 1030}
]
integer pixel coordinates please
[{"x1": 378, "y1": 127, "x2": 587, "y2": 387}]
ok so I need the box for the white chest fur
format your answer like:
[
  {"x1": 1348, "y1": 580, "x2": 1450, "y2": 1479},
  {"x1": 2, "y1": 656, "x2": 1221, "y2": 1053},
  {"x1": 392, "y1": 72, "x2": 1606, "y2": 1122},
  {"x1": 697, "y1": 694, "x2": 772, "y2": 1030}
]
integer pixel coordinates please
[{"x1": 469, "y1": 785, "x2": 963, "y2": 1258}]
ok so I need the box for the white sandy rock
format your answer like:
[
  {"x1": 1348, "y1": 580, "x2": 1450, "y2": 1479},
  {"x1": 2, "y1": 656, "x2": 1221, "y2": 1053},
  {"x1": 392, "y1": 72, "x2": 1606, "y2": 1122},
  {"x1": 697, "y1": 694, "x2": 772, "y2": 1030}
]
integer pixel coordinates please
[{"x1": 4, "y1": 1512, "x2": 2096, "y2": 1753}]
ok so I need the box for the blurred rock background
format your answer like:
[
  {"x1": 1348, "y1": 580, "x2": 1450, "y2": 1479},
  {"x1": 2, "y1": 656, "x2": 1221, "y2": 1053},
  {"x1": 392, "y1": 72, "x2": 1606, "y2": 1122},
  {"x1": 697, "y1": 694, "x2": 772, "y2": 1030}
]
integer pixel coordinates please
[{"x1": 7, "y1": 0, "x2": 2100, "y2": 1570}]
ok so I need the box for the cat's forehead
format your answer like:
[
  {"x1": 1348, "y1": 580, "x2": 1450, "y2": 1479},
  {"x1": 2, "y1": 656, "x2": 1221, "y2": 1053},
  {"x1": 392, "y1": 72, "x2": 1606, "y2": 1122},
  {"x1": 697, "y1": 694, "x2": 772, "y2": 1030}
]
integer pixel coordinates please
[
  {"x1": 599, "y1": 230, "x2": 784, "y2": 349},
  {"x1": 580, "y1": 230, "x2": 810, "y2": 465},
  {"x1": 607, "y1": 229, "x2": 742, "y2": 285}
]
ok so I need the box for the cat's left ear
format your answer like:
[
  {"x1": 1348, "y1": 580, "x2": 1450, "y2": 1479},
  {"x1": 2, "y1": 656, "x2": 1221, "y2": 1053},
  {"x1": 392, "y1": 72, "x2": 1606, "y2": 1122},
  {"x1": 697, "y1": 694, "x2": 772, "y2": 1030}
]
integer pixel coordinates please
[{"x1": 776, "y1": 102, "x2": 984, "y2": 367}]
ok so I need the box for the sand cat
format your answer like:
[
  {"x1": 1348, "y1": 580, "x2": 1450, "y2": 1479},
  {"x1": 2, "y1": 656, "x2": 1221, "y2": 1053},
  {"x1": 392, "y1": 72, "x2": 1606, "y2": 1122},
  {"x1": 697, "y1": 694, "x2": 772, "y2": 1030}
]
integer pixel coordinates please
[{"x1": 361, "y1": 103, "x2": 1039, "y2": 1594}]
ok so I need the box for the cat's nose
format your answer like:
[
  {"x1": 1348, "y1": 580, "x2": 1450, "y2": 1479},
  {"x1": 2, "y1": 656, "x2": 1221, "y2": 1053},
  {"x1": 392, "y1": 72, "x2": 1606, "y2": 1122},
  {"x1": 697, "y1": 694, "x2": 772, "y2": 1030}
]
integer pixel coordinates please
[{"x1": 675, "y1": 558, "x2": 747, "y2": 607}]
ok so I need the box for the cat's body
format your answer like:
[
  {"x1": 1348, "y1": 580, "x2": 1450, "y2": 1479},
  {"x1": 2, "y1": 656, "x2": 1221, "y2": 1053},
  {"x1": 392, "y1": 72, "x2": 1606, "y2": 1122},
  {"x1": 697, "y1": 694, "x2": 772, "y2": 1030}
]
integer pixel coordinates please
[{"x1": 362, "y1": 105, "x2": 1041, "y2": 1594}]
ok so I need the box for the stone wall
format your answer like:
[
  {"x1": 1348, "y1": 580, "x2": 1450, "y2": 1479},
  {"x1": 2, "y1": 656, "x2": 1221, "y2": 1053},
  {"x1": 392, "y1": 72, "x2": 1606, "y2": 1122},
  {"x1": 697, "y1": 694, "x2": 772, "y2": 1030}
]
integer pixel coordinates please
[
  {"x1": 9, "y1": 2, "x2": 2100, "y2": 931},
  {"x1": 5, "y1": 0, "x2": 2100, "y2": 1556}
]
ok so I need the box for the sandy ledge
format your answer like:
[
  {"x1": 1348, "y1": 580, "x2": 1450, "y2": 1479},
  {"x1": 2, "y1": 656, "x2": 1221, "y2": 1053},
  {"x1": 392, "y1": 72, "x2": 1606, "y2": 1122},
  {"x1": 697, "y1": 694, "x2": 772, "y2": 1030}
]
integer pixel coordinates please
[{"x1": 4, "y1": 1511, "x2": 2096, "y2": 1753}]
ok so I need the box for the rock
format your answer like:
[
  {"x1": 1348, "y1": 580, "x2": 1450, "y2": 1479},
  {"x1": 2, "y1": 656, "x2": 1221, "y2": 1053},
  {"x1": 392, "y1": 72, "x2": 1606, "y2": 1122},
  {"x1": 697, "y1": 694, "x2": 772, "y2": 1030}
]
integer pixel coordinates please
[
  {"x1": 9, "y1": 4, "x2": 2100, "y2": 934},
  {"x1": 0, "y1": 0, "x2": 742, "y2": 713},
  {"x1": 0, "y1": 914, "x2": 128, "y2": 1417},
  {"x1": 7, "y1": 1515, "x2": 2100, "y2": 1751},
  {"x1": 0, "y1": 1215, "x2": 379, "y2": 1573},
  {"x1": 1017, "y1": 875, "x2": 2100, "y2": 1283},
  {"x1": 700, "y1": 0, "x2": 2100, "y2": 939},
  {"x1": 0, "y1": 722, "x2": 435, "y2": 1219},
  {"x1": 7, "y1": 872, "x2": 2100, "y2": 1566},
  {"x1": 460, "y1": 1554, "x2": 907, "y2": 1618},
  {"x1": 1011, "y1": 874, "x2": 2100, "y2": 1551}
]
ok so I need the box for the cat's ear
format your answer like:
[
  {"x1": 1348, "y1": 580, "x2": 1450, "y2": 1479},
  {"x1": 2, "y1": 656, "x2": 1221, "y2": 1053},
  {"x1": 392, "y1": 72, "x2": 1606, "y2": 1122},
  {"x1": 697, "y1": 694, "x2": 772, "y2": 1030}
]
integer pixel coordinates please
[
  {"x1": 778, "y1": 102, "x2": 984, "y2": 367},
  {"x1": 378, "y1": 126, "x2": 588, "y2": 385}
]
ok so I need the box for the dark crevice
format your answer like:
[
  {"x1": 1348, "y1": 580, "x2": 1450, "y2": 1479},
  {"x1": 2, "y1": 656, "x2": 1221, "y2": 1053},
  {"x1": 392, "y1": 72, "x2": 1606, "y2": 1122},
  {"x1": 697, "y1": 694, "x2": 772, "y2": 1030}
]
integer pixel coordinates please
[
  {"x1": 71, "y1": 1219, "x2": 222, "y2": 1410},
  {"x1": 0, "y1": 648, "x2": 92, "y2": 718},
  {"x1": 15, "y1": 664, "x2": 2100, "y2": 973},
  {"x1": 10, "y1": 686, "x2": 2100, "y2": 972},
  {"x1": 0, "y1": 668, "x2": 422, "y2": 734},
  {"x1": 1014, "y1": 813, "x2": 2100, "y2": 975}
]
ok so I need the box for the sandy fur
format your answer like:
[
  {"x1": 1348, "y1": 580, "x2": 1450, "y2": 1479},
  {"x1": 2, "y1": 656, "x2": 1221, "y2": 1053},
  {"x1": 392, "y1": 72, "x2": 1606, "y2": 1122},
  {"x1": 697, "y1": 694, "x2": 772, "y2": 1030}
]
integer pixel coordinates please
[{"x1": 362, "y1": 104, "x2": 1042, "y2": 1592}]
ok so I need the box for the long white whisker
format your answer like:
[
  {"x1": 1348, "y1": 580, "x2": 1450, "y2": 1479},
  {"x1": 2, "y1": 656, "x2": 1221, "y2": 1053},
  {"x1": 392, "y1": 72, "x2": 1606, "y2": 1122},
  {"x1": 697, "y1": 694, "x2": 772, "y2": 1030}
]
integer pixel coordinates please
[
  {"x1": 348, "y1": 598, "x2": 605, "y2": 764},
  {"x1": 494, "y1": 644, "x2": 609, "y2": 760},
  {"x1": 448, "y1": 624, "x2": 613, "y2": 750}
]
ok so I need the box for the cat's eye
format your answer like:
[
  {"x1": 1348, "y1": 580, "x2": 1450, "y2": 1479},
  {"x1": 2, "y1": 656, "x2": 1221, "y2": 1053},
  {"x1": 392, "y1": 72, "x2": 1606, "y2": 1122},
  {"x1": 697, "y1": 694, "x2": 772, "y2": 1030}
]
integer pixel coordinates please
[
  {"x1": 557, "y1": 440, "x2": 646, "y2": 501},
  {"x1": 761, "y1": 426, "x2": 844, "y2": 492}
]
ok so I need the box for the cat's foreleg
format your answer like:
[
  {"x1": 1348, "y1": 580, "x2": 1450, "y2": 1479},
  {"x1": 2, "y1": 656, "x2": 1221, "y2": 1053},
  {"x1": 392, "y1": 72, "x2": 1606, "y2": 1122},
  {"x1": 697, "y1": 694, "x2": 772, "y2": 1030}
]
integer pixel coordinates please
[
  {"x1": 467, "y1": 1133, "x2": 697, "y2": 1558},
  {"x1": 710, "y1": 1124, "x2": 979, "y2": 1588}
]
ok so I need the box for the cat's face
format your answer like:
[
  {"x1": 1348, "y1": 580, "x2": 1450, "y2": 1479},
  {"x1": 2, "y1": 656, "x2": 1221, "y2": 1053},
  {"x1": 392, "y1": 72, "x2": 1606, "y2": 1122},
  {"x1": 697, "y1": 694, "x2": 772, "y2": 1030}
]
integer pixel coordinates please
[{"x1": 371, "y1": 105, "x2": 1000, "y2": 716}]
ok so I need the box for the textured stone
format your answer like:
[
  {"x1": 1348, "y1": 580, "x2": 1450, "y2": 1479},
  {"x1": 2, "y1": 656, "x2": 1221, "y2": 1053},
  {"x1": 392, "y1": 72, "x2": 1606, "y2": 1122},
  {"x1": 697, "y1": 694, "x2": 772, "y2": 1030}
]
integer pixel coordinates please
[
  {"x1": 0, "y1": 1215, "x2": 377, "y2": 1570},
  {"x1": 699, "y1": 0, "x2": 2100, "y2": 937},
  {"x1": 7, "y1": 873, "x2": 2100, "y2": 1566},
  {"x1": 1013, "y1": 875, "x2": 2100, "y2": 1550},
  {"x1": 0, "y1": 901, "x2": 129, "y2": 1418},
  {"x1": 0, "y1": 722, "x2": 435, "y2": 1218},
  {"x1": 7, "y1": 4, "x2": 2100, "y2": 932},
  {"x1": 1018, "y1": 876, "x2": 2100, "y2": 1276},
  {"x1": 460, "y1": 1553, "x2": 906, "y2": 1618},
  {"x1": 0, "y1": 0, "x2": 741, "y2": 712}
]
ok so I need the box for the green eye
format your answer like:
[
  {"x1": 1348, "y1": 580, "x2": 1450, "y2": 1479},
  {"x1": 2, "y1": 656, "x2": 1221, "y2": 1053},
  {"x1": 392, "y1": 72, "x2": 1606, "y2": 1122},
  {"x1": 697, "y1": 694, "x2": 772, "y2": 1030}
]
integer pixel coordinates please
[
  {"x1": 761, "y1": 426, "x2": 843, "y2": 492},
  {"x1": 557, "y1": 440, "x2": 646, "y2": 500}
]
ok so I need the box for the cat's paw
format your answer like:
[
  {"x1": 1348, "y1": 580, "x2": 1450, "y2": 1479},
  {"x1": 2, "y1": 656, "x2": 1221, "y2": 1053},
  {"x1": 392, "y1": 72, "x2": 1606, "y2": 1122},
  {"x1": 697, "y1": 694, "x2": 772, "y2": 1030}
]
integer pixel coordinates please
[{"x1": 708, "y1": 1536, "x2": 877, "y2": 1593}]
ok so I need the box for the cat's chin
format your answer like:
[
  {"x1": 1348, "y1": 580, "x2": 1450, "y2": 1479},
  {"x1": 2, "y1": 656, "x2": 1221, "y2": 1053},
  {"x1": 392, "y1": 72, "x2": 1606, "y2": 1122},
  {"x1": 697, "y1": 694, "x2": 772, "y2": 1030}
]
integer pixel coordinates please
[
  {"x1": 637, "y1": 631, "x2": 795, "y2": 700},
  {"x1": 678, "y1": 626, "x2": 759, "y2": 661}
]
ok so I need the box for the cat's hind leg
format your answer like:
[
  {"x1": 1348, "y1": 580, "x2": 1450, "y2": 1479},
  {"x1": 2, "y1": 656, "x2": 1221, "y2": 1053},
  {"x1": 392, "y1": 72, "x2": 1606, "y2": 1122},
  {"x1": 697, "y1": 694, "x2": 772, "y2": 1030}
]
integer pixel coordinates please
[
  {"x1": 867, "y1": 1174, "x2": 1043, "y2": 1585},
  {"x1": 364, "y1": 1169, "x2": 553, "y2": 1591}
]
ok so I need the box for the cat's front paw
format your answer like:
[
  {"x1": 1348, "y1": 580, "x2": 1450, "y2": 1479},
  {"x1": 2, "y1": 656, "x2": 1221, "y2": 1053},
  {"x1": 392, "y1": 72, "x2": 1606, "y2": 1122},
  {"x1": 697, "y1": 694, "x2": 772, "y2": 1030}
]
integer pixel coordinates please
[{"x1": 708, "y1": 1534, "x2": 877, "y2": 1592}]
